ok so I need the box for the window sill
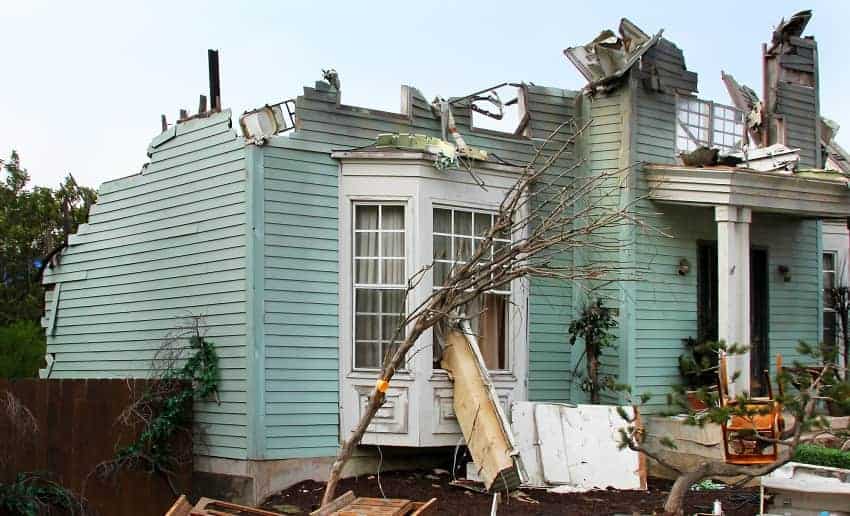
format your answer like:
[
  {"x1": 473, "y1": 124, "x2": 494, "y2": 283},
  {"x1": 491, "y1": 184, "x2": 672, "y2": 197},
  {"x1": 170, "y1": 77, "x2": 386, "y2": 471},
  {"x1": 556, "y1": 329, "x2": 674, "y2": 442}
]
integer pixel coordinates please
[
  {"x1": 347, "y1": 370, "x2": 414, "y2": 381},
  {"x1": 429, "y1": 369, "x2": 516, "y2": 383}
]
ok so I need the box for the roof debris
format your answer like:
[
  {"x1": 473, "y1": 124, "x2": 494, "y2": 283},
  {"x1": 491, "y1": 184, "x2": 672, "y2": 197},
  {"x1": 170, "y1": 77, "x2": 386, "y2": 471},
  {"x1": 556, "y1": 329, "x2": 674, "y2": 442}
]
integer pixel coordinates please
[{"x1": 564, "y1": 18, "x2": 662, "y2": 93}]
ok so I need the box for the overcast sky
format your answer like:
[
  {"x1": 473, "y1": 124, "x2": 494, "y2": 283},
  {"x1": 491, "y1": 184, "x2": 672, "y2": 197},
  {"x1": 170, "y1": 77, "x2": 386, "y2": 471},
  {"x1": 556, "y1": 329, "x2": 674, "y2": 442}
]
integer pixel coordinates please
[{"x1": 2, "y1": 0, "x2": 849, "y2": 189}]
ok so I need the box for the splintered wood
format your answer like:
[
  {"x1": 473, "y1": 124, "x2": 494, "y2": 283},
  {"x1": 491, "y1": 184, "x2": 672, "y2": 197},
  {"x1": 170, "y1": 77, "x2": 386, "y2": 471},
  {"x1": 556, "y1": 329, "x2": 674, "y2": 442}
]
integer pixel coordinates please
[
  {"x1": 166, "y1": 496, "x2": 285, "y2": 516},
  {"x1": 310, "y1": 491, "x2": 436, "y2": 516},
  {"x1": 440, "y1": 327, "x2": 522, "y2": 492}
]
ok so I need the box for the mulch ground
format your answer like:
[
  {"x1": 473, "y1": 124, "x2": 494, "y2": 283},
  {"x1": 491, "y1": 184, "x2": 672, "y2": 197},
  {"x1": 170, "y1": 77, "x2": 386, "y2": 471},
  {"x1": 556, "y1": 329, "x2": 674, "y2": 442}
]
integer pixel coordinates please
[{"x1": 261, "y1": 470, "x2": 760, "y2": 515}]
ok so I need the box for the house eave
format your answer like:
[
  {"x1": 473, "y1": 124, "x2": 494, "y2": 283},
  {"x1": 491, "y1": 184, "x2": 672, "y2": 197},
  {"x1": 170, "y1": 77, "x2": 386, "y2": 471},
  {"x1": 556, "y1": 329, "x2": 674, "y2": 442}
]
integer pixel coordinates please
[{"x1": 644, "y1": 163, "x2": 850, "y2": 218}]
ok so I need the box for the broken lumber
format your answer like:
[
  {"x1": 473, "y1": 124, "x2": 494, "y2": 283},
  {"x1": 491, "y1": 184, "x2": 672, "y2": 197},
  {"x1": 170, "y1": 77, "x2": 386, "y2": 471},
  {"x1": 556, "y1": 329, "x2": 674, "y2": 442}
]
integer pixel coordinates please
[
  {"x1": 440, "y1": 324, "x2": 523, "y2": 492},
  {"x1": 310, "y1": 490, "x2": 436, "y2": 516}
]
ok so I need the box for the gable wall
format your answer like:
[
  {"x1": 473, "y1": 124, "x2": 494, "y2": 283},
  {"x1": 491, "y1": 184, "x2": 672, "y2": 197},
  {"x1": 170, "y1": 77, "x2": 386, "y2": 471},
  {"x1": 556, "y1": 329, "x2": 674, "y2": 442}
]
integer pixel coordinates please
[{"x1": 43, "y1": 111, "x2": 251, "y2": 459}]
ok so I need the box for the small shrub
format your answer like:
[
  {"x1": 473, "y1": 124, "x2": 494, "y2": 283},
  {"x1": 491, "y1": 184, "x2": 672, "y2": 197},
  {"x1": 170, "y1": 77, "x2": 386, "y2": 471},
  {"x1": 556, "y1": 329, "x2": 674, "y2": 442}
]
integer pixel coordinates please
[
  {"x1": 0, "y1": 320, "x2": 46, "y2": 378},
  {"x1": 792, "y1": 443, "x2": 850, "y2": 470},
  {"x1": 0, "y1": 472, "x2": 83, "y2": 516}
]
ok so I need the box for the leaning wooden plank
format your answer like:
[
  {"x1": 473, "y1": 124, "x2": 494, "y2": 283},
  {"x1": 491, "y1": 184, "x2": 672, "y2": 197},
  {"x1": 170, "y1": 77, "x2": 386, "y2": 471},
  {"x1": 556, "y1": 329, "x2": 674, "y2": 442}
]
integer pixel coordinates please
[
  {"x1": 440, "y1": 325, "x2": 523, "y2": 492},
  {"x1": 310, "y1": 490, "x2": 356, "y2": 516},
  {"x1": 191, "y1": 496, "x2": 283, "y2": 515},
  {"x1": 409, "y1": 498, "x2": 437, "y2": 516},
  {"x1": 165, "y1": 494, "x2": 192, "y2": 516}
]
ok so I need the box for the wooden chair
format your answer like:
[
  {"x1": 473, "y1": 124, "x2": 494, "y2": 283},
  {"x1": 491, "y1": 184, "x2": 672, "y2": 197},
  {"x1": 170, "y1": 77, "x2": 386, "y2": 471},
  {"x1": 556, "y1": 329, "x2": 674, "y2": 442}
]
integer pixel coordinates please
[{"x1": 717, "y1": 354, "x2": 783, "y2": 465}]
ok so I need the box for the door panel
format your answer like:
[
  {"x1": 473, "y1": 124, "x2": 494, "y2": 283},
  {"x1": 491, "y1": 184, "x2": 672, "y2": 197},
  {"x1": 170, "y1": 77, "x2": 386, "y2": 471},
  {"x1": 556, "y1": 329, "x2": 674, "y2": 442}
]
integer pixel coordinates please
[{"x1": 750, "y1": 249, "x2": 769, "y2": 395}]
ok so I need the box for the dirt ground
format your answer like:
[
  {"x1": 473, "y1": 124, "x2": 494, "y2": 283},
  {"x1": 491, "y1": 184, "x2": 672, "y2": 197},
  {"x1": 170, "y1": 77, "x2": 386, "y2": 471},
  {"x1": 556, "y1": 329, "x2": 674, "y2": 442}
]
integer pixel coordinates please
[{"x1": 261, "y1": 470, "x2": 760, "y2": 515}]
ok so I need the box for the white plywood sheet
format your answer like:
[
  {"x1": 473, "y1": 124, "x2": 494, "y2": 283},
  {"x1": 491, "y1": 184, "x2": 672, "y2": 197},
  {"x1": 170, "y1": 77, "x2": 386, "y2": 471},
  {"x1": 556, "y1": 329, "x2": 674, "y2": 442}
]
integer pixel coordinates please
[
  {"x1": 512, "y1": 402, "x2": 645, "y2": 492},
  {"x1": 510, "y1": 401, "x2": 546, "y2": 486}
]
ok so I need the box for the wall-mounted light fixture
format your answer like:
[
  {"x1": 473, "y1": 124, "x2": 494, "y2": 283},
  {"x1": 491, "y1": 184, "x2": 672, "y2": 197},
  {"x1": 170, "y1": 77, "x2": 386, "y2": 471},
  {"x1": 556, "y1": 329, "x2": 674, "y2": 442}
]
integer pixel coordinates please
[
  {"x1": 677, "y1": 258, "x2": 690, "y2": 276},
  {"x1": 777, "y1": 265, "x2": 791, "y2": 282}
]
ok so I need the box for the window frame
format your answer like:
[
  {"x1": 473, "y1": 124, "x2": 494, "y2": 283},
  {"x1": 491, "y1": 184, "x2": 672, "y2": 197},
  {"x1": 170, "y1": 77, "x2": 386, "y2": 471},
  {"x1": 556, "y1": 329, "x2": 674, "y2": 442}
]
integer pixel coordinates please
[
  {"x1": 676, "y1": 95, "x2": 746, "y2": 154},
  {"x1": 351, "y1": 201, "x2": 409, "y2": 371}
]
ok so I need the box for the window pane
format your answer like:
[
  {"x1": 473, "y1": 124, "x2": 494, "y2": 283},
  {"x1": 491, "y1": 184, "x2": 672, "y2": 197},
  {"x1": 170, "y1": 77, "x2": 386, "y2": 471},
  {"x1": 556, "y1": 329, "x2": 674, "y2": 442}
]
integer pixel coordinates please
[
  {"x1": 455, "y1": 236, "x2": 472, "y2": 261},
  {"x1": 355, "y1": 289, "x2": 380, "y2": 313},
  {"x1": 823, "y1": 253, "x2": 835, "y2": 271},
  {"x1": 382, "y1": 259, "x2": 405, "y2": 285},
  {"x1": 355, "y1": 341, "x2": 380, "y2": 369},
  {"x1": 382, "y1": 205, "x2": 404, "y2": 229},
  {"x1": 434, "y1": 235, "x2": 451, "y2": 260},
  {"x1": 466, "y1": 293, "x2": 507, "y2": 370},
  {"x1": 434, "y1": 209, "x2": 452, "y2": 233},
  {"x1": 454, "y1": 210, "x2": 472, "y2": 236},
  {"x1": 474, "y1": 213, "x2": 492, "y2": 236},
  {"x1": 356, "y1": 206, "x2": 378, "y2": 229},
  {"x1": 355, "y1": 258, "x2": 379, "y2": 284},
  {"x1": 355, "y1": 314, "x2": 379, "y2": 340},
  {"x1": 382, "y1": 316, "x2": 401, "y2": 343},
  {"x1": 824, "y1": 311, "x2": 837, "y2": 348},
  {"x1": 382, "y1": 290, "x2": 405, "y2": 314},
  {"x1": 434, "y1": 261, "x2": 451, "y2": 286},
  {"x1": 824, "y1": 271, "x2": 835, "y2": 290},
  {"x1": 382, "y1": 232, "x2": 405, "y2": 258},
  {"x1": 355, "y1": 231, "x2": 378, "y2": 257}
]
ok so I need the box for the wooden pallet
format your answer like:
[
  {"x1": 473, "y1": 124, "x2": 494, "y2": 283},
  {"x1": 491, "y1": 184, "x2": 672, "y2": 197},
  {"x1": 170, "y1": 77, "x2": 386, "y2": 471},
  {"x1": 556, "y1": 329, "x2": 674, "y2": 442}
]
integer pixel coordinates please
[{"x1": 311, "y1": 491, "x2": 437, "y2": 516}]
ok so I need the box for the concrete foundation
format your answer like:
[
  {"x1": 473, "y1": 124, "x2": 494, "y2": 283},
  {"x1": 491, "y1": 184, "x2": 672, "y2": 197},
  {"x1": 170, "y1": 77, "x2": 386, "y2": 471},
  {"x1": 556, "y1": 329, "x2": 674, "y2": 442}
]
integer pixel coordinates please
[{"x1": 193, "y1": 446, "x2": 455, "y2": 505}]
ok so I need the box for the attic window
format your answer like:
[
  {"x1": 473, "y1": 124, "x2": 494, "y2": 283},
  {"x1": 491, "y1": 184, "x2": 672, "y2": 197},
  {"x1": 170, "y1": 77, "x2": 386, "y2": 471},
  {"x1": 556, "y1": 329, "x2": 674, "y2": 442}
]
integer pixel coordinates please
[
  {"x1": 676, "y1": 96, "x2": 745, "y2": 154},
  {"x1": 470, "y1": 85, "x2": 528, "y2": 136}
]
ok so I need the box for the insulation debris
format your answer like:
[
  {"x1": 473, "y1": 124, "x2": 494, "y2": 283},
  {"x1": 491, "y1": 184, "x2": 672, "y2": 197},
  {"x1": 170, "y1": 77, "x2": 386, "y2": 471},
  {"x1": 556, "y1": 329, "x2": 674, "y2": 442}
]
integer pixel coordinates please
[
  {"x1": 729, "y1": 143, "x2": 800, "y2": 173},
  {"x1": 440, "y1": 325, "x2": 524, "y2": 493}
]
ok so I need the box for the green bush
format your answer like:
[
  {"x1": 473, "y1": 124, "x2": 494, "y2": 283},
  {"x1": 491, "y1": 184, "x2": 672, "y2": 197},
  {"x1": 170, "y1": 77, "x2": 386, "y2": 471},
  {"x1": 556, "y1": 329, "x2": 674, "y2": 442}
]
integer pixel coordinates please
[
  {"x1": 0, "y1": 320, "x2": 46, "y2": 378},
  {"x1": 792, "y1": 443, "x2": 850, "y2": 470}
]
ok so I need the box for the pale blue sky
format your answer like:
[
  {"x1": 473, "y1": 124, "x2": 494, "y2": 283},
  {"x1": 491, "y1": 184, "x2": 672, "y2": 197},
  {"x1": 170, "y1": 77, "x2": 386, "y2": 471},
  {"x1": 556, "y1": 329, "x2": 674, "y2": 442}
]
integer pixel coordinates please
[{"x1": 2, "y1": 1, "x2": 849, "y2": 189}]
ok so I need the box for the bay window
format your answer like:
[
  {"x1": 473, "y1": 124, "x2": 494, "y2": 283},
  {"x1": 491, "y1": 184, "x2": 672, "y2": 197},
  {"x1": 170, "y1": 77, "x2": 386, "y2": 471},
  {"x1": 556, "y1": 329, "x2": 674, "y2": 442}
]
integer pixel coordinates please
[{"x1": 353, "y1": 204, "x2": 406, "y2": 369}]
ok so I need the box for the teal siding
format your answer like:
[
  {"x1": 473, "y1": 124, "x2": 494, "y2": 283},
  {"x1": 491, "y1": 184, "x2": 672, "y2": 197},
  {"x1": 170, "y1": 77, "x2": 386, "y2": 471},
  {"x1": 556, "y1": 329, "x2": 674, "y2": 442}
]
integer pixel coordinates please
[
  {"x1": 260, "y1": 83, "x2": 577, "y2": 458},
  {"x1": 43, "y1": 111, "x2": 250, "y2": 459},
  {"x1": 631, "y1": 81, "x2": 821, "y2": 411},
  {"x1": 568, "y1": 90, "x2": 630, "y2": 404}
]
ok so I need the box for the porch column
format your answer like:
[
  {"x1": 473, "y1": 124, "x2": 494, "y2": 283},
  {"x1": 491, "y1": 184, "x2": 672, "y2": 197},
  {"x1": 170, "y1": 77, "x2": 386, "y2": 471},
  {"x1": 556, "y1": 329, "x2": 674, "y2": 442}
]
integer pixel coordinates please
[{"x1": 715, "y1": 206, "x2": 752, "y2": 396}]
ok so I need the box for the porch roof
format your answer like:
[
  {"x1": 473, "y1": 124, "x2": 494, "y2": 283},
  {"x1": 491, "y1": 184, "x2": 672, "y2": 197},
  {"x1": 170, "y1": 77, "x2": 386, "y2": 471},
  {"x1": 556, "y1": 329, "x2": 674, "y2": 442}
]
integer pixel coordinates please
[{"x1": 644, "y1": 163, "x2": 850, "y2": 218}]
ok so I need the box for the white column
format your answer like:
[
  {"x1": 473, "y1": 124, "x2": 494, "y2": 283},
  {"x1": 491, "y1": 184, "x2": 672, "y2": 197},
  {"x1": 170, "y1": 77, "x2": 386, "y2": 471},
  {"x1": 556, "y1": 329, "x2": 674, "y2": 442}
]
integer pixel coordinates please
[{"x1": 715, "y1": 206, "x2": 751, "y2": 396}]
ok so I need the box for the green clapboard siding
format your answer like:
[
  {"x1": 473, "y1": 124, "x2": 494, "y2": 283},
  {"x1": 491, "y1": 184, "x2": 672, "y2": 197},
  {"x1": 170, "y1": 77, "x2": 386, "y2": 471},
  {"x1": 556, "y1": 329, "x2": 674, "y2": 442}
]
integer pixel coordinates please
[
  {"x1": 259, "y1": 82, "x2": 578, "y2": 459},
  {"x1": 43, "y1": 111, "x2": 250, "y2": 460},
  {"x1": 631, "y1": 83, "x2": 820, "y2": 412}
]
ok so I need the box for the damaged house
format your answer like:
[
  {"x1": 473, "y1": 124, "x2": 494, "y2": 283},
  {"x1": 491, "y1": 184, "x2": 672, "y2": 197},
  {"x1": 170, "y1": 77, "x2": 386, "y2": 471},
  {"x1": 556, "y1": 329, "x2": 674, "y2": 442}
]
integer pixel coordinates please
[{"x1": 41, "y1": 11, "x2": 850, "y2": 503}]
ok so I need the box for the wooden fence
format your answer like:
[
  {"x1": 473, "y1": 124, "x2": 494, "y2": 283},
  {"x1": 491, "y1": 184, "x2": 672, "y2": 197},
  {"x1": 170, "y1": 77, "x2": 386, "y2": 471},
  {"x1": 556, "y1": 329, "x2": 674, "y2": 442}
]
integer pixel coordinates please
[{"x1": 0, "y1": 379, "x2": 192, "y2": 516}]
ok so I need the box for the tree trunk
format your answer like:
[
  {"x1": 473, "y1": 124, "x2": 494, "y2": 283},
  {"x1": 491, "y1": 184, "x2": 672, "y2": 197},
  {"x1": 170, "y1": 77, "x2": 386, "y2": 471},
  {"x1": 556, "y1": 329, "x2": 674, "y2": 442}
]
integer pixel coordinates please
[
  {"x1": 663, "y1": 468, "x2": 704, "y2": 515},
  {"x1": 321, "y1": 321, "x2": 428, "y2": 507},
  {"x1": 587, "y1": 343, "x2": 599, "y2": 404}
]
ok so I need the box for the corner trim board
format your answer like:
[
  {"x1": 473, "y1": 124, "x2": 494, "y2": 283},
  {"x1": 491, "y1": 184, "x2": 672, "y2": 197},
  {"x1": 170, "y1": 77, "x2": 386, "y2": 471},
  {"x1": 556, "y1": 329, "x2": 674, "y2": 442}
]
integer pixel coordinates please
[{"x1": 245, "y1": 144, "x2": 267, "y2": 458}]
